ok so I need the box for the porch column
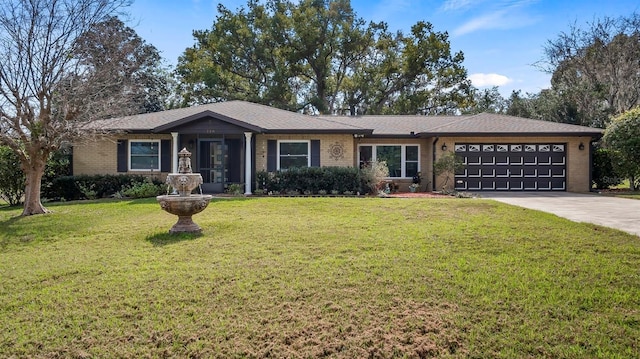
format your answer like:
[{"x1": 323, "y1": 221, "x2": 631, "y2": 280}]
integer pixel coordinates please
[
  {"x1": 171, "y1": 132, "x2": 179, "y2": 173},
  {"x1": 244, "y1": 132, "x2": 253, "y2": 195}
]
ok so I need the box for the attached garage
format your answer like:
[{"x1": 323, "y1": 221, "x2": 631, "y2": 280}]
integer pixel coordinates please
[{"x1": 453, "y1": 143, "x2": 567, "y2": 191}]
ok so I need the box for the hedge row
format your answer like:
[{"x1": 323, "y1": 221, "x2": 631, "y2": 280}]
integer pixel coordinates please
[
  {"x1": 256, "y1": 167, "x2": 372, "y2": 195},
  {"x1": 43, "y1": 174, "x2": 166, "y2": 201}
]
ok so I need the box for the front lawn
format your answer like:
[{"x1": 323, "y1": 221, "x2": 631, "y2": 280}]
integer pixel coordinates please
[{"x1": 1, "y1": 198, "x2": 638, "y2": 358}]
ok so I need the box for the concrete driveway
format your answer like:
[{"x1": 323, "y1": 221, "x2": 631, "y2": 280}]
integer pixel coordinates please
[{"x1": 479, "y1": 192, "x2": 640, "y2": 237}]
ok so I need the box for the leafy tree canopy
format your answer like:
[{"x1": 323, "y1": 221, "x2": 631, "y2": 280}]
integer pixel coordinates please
[
  {"x1": 463, "y1": 86, "x2": 507, "y2": 114},
  {"x1": 602, "y1": 107, "x2": 640, "y2": 190},
  {"x1": 176, "y1": 0, "x2": 473, "y2": 115}
]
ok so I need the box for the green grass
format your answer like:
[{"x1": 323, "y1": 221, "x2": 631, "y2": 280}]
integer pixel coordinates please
[
  {"x1": 615, "y1": 192, "x2": 640, "y2": 200},
  {"x1": 597, "y1": 179, "x2": 640, "y2": 199},
  {"x1": 1, "y1": 197, "x2": 639, "y2": 358}
]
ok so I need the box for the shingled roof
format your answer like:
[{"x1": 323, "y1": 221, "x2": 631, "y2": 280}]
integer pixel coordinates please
[
  {"x1": 92, "y1": 100, "x2": 602, "y2": 137},
  {"x1": 91, "y1": 101, "x2": 370, "y2": 134},
  {"x1": 320, "y1": 113, "x2": 604, "y2": 137}
]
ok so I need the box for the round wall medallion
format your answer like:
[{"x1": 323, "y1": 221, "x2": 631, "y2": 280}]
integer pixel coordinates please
[{"x1": 328, "y1": 142, "x2": 345, "y2": 161}]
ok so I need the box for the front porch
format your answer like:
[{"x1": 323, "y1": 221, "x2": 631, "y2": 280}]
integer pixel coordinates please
[{"x1": 171, "y1": 132, "x2": 254, "y2": 195}]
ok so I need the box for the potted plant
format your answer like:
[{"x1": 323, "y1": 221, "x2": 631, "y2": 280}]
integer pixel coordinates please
[{"x1": 410, "y1": 172, "x2": 422, "y2": 192}]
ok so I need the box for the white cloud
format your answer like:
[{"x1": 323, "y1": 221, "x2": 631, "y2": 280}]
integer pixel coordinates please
[
  {"x1": 453, "y1": 10, "x2": 507, "y2": 35},
  {"x1": 440, "y1": 0, "x2": 480, "y2": 12},
  {"x1": 469, "y1": 73, "x2": 512, "y2": 87},
  {"x1": 450, "y1": 0, "x2": 540, "y2": 36}
]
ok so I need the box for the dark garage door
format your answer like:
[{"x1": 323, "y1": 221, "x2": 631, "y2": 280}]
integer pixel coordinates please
[{"x1": 453, "y1": 143, "x2": 566, "y2": 191}]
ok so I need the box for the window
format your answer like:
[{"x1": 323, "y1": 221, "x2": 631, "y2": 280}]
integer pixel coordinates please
[
  {"x1": 358, "y1": 144, "x2": 419, "y2": 178},
  {"x1": 129, "y1": 140, "x2": 160, "y2": 171},
  {"x1": 278, "y1": 141, "x2": 310, "y2": 170}
]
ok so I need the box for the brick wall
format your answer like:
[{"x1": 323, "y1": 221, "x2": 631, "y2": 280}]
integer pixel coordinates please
[
  {"x1": 255, "y1": 134, "x2": 356, "y2": 171},
  {"x1": 73, "y1": 134, "x2": 172, "y2": 180}
]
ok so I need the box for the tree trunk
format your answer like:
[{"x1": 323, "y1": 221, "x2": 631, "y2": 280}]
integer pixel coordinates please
[
  {"x1": 22, "y1": 158, "x2": 49, "y2": 216},
  {"x1": 630, "y1": 175, "x2": 637, "y2": 191}
]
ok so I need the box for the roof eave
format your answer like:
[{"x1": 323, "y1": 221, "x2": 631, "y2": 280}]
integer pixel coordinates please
[{"x1": 418, "y1": 131, "x2": 603, "y2": 139}]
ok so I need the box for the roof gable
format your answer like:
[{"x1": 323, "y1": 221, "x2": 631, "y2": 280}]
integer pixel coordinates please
[{"x1": 93, "y1": 101, "x2": 369, "y2": 134}]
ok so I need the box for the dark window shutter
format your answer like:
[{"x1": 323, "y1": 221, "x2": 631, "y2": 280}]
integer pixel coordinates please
[
  {"x1": 117, "y1": 139, "x2": 128, "y2": 172},
  {"x1": 267, "y1": 140, "x2": 277, "y2": 171},
  {"x1": 311, "y1": 140, "x2": 321, "y2": 167},
  {"x1": 161, "y1": 139, "x2": 171, "y2": 172}
]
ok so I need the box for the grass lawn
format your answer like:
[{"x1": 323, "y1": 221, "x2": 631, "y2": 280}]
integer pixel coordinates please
[
  {"x1": 600, "y1": 180, "x2": 640, "y2": 200},
  {"x1": 1, "y1": 197, "x2": 638, "y2": 358},
  {"x1": 616, "y1": 192, "x2": 640, "y2": 200}
]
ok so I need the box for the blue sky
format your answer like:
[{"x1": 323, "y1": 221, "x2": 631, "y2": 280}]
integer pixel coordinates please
[{"x1": 129, "y1": 0, "x2": 638, "y2": 97}]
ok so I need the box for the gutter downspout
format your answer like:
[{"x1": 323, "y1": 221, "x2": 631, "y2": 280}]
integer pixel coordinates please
[{"x1": 432, "y1": 137, "x2": 439, "y2": 192}]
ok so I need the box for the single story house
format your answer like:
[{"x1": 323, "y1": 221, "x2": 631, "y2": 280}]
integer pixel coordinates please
[{"x1": 74, "y1": 100, "x2": 602, "y2": 194}]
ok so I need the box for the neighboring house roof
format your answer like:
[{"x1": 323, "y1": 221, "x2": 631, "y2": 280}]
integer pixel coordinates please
[
  {"x1": 320, "y1": 113, "x2": 604, "y2": 137},
  {"x1": 91, "y1": 100, "x2": 603, "y2": 138}
]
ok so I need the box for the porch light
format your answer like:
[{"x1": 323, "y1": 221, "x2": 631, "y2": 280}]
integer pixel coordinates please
[
  {"x1": 441, "y1": 143, "x2": 447, "y2": 151},
  {"x1": 578, "y1": 142, "x2": 585, "y2": 151}
]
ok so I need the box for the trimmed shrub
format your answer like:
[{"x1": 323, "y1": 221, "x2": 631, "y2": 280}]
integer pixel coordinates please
[
  {"x1": 122, "y1": 180, "x2": 164, "y2": 199},
  {"x1": 256, "y1": 166, "x2": 372, "y2": 195},
  {"x1": 44, "y1": 174, "x2": 165, "y2": 201}
]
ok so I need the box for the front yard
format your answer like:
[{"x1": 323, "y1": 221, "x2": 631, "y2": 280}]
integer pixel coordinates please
[{"x1": 0, "y1": 197, "x2": 638, "y2": 358}]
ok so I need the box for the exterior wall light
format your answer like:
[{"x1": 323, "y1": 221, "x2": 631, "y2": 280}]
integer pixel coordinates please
[
  {"x1": 578, "y1": 142, "x2": 585, "y2": 151},
  {"x1": 441, "y1": 143, "x2": 448, "y2": 151}
]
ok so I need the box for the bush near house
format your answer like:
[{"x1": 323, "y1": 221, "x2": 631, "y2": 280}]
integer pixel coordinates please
[
  {"x1": 592, "y1": 147, "x2": 624, "y2": 189},
  {"x1": 256, "y1": 167, "x2": 368, "y2": 195},
  {"x1": 44, "y1": 174, "x2": 165, "y2": 201}
]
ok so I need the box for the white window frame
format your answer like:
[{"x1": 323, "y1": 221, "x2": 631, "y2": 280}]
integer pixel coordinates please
[
  {"x1": 358, "y1": 144, "x2": 420, "y2": 178},
  {"x1": 277, "y1": 140, "x2": 311, "y2": 170},
  {"x1": 129, "y1": 139, "x2": 161, "y2": 171}
]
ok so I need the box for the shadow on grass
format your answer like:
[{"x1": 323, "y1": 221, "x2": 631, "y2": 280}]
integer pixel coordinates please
[{"x1": 145, "y1": 231, "x2": 203, "y2": 246}]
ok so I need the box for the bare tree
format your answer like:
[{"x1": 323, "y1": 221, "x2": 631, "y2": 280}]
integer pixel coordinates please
[
  {"x1": 0, "y1": 0, "x2": 137, "y2": 215},
  {"x1": 540, "y1": 13, "x2": 640, "y2": 127}
]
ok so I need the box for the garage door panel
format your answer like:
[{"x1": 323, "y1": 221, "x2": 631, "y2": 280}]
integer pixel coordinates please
[
  {"x1": 453, "y1": 143, "x2": 566, "y2": 192},
  {"x1": 495, "y1": 154, "x2": 509, "y2": 165},
  {"x1": 495, "y1": 178, "x2": 510, "y2": 190}
]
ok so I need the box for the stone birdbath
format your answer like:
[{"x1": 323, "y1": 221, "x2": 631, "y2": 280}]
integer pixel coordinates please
[{"x1": 156, "y1": 148, "x2": 212, "y2": 233}]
